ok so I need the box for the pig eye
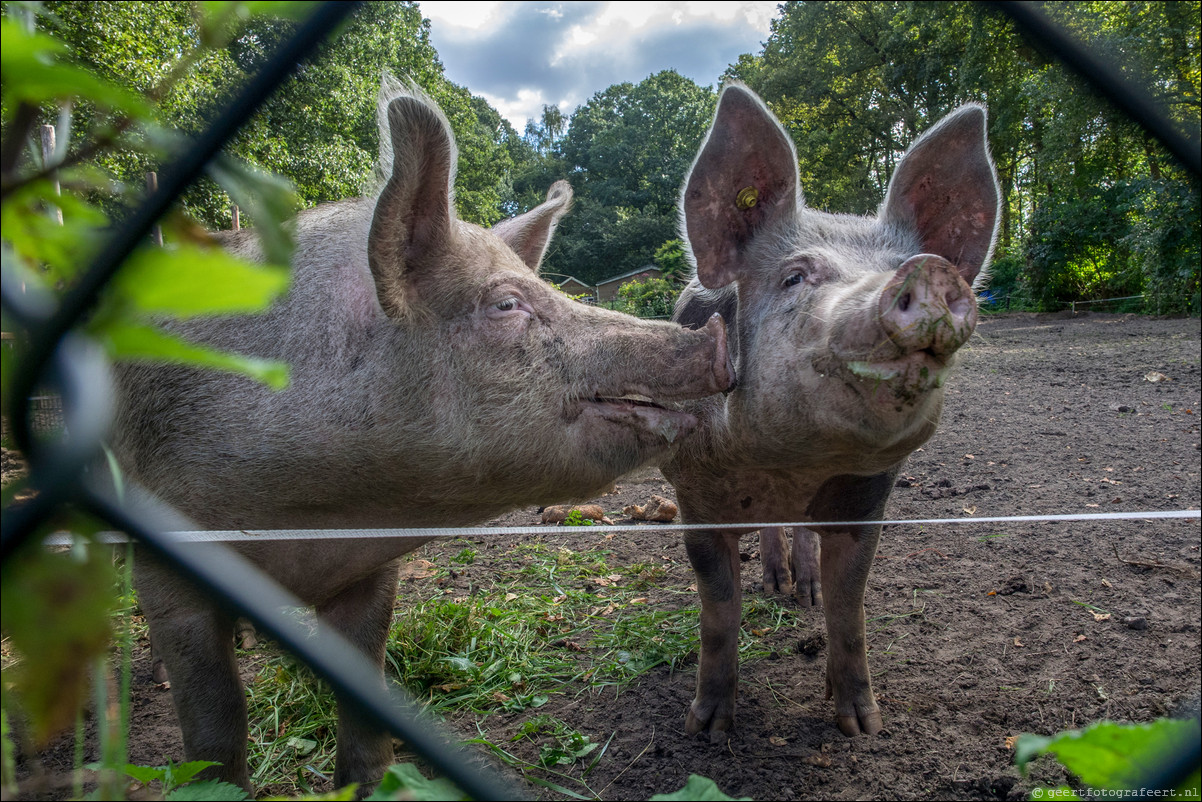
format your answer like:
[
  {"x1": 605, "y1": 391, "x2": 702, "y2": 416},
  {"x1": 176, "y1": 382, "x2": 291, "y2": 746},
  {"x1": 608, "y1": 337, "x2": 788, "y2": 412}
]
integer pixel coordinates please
[
  {"x1": 485, "y1": 295, "x2": 532, "y2": 319},
  {"x1": 784, "y1": 272, "x2": 805, "y2": 288}
]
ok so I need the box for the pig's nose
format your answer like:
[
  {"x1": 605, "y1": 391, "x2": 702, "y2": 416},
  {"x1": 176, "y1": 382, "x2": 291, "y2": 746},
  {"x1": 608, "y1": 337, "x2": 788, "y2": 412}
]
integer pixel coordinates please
[
  {"x1": 704, "y1": 313, "x2": 737, "y2": 393},
  {"x1": 878, "y1": 254, "x2": 977, "y2": 357}
]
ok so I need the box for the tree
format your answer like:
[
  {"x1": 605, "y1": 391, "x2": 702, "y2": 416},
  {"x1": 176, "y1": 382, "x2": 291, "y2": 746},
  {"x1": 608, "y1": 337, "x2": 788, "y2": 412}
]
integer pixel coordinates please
[
  {"x1": 544, "y1": 71, "x2": 716, "y2": 285},
  {"x1": 41, "y1": 1, "x2": 517, "y2": 227},
  {"x1": 653, "y1": 239, "x2": 690, "y2": 285}
]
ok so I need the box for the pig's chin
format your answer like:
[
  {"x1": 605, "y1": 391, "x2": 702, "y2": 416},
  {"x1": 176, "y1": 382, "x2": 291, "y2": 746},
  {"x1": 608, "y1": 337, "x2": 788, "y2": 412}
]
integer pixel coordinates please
[
  {"x1": 822, "y1": 349, "x2": 952, "y2": 413},
  {"x1": 574, "y1": 398, "x2": 700, "y2": 450}
]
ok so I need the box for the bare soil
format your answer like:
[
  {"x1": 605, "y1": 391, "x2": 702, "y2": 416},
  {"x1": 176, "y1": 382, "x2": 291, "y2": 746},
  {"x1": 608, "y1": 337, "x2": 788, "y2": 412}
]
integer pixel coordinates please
[{"x1": 10, "y1": 312, "x2": 1201, "y2": 800}]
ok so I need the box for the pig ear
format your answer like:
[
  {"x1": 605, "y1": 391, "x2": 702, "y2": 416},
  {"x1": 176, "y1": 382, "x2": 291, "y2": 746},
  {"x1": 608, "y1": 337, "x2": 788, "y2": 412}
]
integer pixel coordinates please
[
  {"x1": 880, "y1": 104, "x2": 1000, "y2": 284},
  {"x1": 681, "y1": 84, "x2": 800, "y2": 290},
  {"x1": 490, "y1": 180, "x2": 573, "y2": 272},
  {"x1": 368, "y1": 94, "x2": 457, "y2": 317}
]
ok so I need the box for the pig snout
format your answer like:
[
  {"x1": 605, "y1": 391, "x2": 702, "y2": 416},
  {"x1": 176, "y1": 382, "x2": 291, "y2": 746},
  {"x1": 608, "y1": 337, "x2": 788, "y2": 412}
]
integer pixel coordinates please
[
  {"x1": 651, "y1": 313, "x2": 734, "y2": 398},
  {"x1": 703, "y1": 314, "x2": 736, "y2": 394},
  {"x1": 878, "y1": 255, "x2": 977, "y2": 358}
]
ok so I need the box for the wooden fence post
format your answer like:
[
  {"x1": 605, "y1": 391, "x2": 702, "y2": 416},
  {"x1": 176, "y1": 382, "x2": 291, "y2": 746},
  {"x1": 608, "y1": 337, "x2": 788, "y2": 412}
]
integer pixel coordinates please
[
  {"x1": 40, "y1": 124, "x2": 63, "y2": 225},
  {"x1": 146, "y1": 172, "x2": 163, "y2": 246}
]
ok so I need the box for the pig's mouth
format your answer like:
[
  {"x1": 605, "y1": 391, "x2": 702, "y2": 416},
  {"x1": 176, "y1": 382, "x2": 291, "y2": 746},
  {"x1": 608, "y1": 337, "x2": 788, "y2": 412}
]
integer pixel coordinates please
[
  {"x1": 576, "y1": 394, "x2": 699, "y2": 445},
  {"x1": 833, "y1": 348, "x2": 952, "y2": 403}
]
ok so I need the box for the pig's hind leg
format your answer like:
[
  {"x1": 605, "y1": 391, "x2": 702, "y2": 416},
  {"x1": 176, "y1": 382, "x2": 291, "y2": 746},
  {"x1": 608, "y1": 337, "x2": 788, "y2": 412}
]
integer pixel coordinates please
[
  {"x1": 758, "y1": 526, "x2": 793, "y2": 594},
  {"x1": 683, "y1": 528, "x2": 744, "y2": 742},
  {"x1": 790, "y1": 527, "x2": 822, "y2": 607},
  {"x1": 758, "y1": 527, "x2": 822, "y2": 607}
]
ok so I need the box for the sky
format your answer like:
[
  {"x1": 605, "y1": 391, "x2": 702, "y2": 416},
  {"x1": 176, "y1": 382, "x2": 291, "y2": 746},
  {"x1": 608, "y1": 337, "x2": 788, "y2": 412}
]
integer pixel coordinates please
[{"x1": 416, "y1": 1, "x2": 780, "y2": 129}]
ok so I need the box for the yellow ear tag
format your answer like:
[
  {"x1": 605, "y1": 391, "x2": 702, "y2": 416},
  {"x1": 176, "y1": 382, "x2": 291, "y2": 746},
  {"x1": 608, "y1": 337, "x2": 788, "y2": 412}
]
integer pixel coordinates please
[{"x1": 736, "y1": 186, "x2": 759, "y2": 210}]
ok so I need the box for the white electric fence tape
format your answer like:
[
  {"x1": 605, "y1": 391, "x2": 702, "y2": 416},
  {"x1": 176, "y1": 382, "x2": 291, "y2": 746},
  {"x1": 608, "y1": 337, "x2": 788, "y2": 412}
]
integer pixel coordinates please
[{"x1": 41, "y1": 508, "x2": 1201, "y2": 546}]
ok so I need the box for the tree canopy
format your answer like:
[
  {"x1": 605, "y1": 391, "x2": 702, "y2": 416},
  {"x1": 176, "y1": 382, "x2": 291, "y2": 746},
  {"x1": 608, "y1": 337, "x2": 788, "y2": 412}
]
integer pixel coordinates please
[
  {"x1": 38, "y1": 0, "x2": 515, "y2": 227},
  {"x1": 15, "y1": 0, "x2": 1200, "y2": 312}
]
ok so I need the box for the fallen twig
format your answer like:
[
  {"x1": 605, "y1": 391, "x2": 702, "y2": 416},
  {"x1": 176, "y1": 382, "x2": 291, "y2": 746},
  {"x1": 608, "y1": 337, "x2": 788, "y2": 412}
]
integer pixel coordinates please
[{"x1": 1111, "y1": 544, "x2": 1200, "y2": 578}]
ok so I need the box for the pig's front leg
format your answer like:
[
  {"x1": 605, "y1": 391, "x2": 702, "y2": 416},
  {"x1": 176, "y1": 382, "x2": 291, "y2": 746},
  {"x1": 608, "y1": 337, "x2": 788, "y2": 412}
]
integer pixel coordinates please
[
  {"x1": 808, "y1": 471, "x2": 896, "y2": 736},
  {"x1": 683, "y1": 528, "x2": 744, "y2": 742},
  {"x1": 758, "y1": 526, "x2": 793, "y2": 594},
  {"x1": 817, "y1": 524, "x2": 882, "y2": 736},
  {"x1": 317, "y1": 560, "x2": 403, "y2": 791},
  {"x1": 135, "y1": 553, "x2": 250, "y2": 789},
  {"x1": 791, "y1": 527, "x2": 822, "y2": 607}
]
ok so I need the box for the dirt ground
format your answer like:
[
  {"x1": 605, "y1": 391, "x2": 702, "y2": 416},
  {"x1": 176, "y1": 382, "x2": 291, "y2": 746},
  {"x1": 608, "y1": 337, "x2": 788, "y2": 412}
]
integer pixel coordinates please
[{"x1": 9, "y1": 311, "x2": 1201, "y2": 800}]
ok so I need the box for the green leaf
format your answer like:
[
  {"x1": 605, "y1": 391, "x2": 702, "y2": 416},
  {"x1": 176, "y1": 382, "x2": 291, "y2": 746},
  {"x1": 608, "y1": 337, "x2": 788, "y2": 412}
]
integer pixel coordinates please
[
  {"x1": 207, "y1": 156, "x2": 299, "y2": 266},
  {"x1": 198, "y1": 0, "x2": 320, "y2": 36},
  {"x1": 1014, "y1": 719, "x2": 1200, "y2": 790},
  {"x1": 0, "y1": 539, "x2": 117, "y2": 747},
  {"x1": 365, "y1": 764, "x2": 465, "y2": 802},
  {"x1": 442, "y1": 656, "x2": 478, "y2": 674},
  {"x1": 111, "y1": 244, "x2": 289, "y2": 316},
  {"x1": 650, "y1": 775, "x2": 751, "y2": 801},
  {"x1": 166, "y1": 779, "x2": 250, "y2": 801},
  {"x1": 2, "y1": 708, "x2": 16, "y2": 799},
  {"x1": 0, "y1": 180, "x2": 109, "y2": 284},
  {"x1": 97, "y1": 321, "x2": 289, "y2": 390},
  {"x1": 122, "y1": 764, "x2": 169, "y2": 784}
]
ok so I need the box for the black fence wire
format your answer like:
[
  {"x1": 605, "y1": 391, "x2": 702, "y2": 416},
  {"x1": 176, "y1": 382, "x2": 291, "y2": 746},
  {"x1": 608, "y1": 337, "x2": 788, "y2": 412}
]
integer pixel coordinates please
[{"x1": 1, "y1": 1, "x2": 1198, "y2": 799}]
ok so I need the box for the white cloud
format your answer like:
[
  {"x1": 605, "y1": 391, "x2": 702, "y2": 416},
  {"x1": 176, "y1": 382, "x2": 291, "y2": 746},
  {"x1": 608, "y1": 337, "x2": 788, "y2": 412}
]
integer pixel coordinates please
[
  {"x1": 418, "y1": 1, "x2": 508, "y2": 32},
  {"x1": 417, "y1": 1, "x2": 777, "y2": 127}
]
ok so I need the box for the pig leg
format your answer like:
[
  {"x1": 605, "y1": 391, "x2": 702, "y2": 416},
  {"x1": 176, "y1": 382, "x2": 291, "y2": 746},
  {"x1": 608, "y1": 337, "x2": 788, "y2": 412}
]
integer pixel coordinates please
[
  {"x1": 807, "y1": 471, "x2": 897, "y2": 736},
  {"x1": 235, "y1": 617, "x2": 258, "y2": 650},
  {"x1": 135, "y1": 554, "x2": 250, "y2": 789},
  {"x1": 758, "y1": 526, "x2": 793, "y2": 594},
  {"x1": 791, "y1": 527, "x2": 822, "y2": 607},
  {"x1": 683, "y1": 529, "x2": 743, "y2": 742},
  {"x1": 151, "y1": 608, "x2": 247, "y2": 787},
  {"x1": 316, "y1": 560, "x2": 402, "y2": 790},
  {"x1": 817, "y1": 525, "x2": 882, "y2": 736}
]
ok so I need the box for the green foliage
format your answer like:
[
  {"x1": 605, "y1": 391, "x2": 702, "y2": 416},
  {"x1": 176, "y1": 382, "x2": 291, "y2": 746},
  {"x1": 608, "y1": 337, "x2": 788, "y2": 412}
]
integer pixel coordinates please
[
  {"x1": 653, "y1": 239, "x2": 691, "y2": 284},
  {"x1": 651, "y1": 774, "x2": 751, "y2": 801},
  {"x1": 364, "y1": 763, "x2": 465, "y2": 801},
  {"x1": 37, "y1": 1, "x2": 517, "y2": 228},
  {"x1": 0, "y1": 540, "x2": 116, "y2": 748},
  {"x1": 1, "y1": 0, "x2": 315, "y2": 770},
  {"x1": 512, "y1": 715, "x2": 599, "y2": 768},
  {"x1": 1015, "y1": 718, "x2": 1200, "y2": 800},
  {"x1": 1, "y1": 708, "x2": 13, "y2": 799},
  {"x1": 121, "y1": 760, "x2": 249, "y2": 801},
  {"x1": 613, "y1": 276, "x2": 681, "y2": 318},
  {"x1": 2, "y1": 1, "x2": 296, "y2": 391},
  {"x1": 562, "y1": 509, "x2": 594, "y2": 527}
]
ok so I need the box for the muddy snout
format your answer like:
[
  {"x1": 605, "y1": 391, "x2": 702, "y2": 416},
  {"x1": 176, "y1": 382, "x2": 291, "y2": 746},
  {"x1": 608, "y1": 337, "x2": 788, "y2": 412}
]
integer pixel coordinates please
[{"x1": 878, "y1": 255, "x2": 978, "y2": 357}]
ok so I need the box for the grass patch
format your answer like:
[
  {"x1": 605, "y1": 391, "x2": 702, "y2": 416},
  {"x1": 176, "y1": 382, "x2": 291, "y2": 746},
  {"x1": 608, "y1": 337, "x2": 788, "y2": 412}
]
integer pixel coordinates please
[{"x1": 229, "y1": 542, "x2": 799, "y2": 793}]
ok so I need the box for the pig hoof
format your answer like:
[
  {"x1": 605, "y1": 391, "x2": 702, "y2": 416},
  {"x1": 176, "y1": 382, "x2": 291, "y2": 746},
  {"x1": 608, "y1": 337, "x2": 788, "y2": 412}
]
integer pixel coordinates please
[
  {"x1": 685, "y1": 702, "x2": 733, "y2": 741},
  {"x1": 794, "y1": 580, "x2": 822, "y2": 608},
  {"x1": 761, "y1": 569, "x2": 793, "y2": 596},
  {"x1": 836, "y1": 708, "x2": 883, "y2": 737},
  {"x1": 151, "y1": 658, "x2": 169, "y2": 685}
]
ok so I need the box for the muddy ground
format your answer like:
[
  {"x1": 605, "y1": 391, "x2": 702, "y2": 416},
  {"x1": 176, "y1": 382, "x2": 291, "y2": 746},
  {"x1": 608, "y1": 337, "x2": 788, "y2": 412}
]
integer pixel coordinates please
[{"x1": 10, "y1": 312, "x2": 1202, "y2": 800}]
